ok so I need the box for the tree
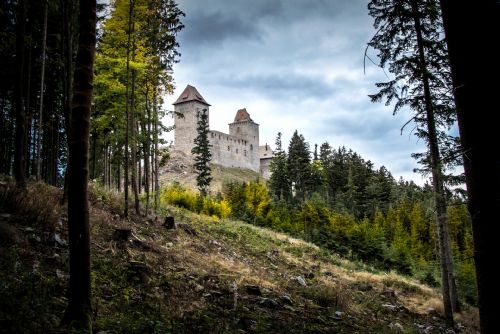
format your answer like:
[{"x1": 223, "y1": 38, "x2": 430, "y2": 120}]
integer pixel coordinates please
[
  {"x1": 268, "y1": 132, "x2": 291, "y2": 201},
  {"x1": 367, "y1": 0, "x2": 458, "y2": 325},
  {"x1": 62, "y1": 0, "x2": 96, "y2": 329},
  {"x1": 14, "y1": 0, "x2": 27, "y2": 189},
  {"x1": 438, "y1": 1, "x2": 500, "y2": 331},
  {"x1": 287, "y1": 130, "x2": 311, "y2": 203},
  {"x1": 191, "y1": 108, "x2": 212, "y2": 196}
]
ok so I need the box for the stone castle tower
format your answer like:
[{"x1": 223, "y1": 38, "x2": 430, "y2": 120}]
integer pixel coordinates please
[{"x1": 173, "y1": 85, "x2": 269, "y2": 174}]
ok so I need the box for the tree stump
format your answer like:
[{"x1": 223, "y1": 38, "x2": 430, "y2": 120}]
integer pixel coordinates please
[
  {"x1": 113, "y1": 228, "x2": 131, "y2": 241},
  {"x1": 163, "y1": 216, "x2": 176, "y2": 229}
]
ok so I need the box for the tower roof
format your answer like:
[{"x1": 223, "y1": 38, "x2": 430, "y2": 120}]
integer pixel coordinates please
[
  {"x1": 234, "y1": 108, "x2": 253, "y2": 122},
  {"x1": 173, "y1": 84, "x2": 210, "y2": 106}
]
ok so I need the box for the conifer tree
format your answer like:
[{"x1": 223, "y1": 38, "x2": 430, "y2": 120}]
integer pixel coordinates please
[
  {"x1": 191, "y1": 109, "x2": 212, "y2": 196},
  {"x1": 287, "y1": 130, "x2": 311, "y2": 203},
  {"x1": 268, "y1": 132, "x2": 291, "y2": 201},
  {"x1": 367, "y1": 0, "x2": 459, "y2": 324}
]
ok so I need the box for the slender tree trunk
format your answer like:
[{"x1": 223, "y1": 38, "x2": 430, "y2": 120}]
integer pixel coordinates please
[
  {"x1": 24, "y1": 32, "x2": 32, "y2": 178},
  {"x1": 60, "y1": 0, "x2": 74, "y2": 205},
  {"x1": 61, "y1": 0, "x2": 95, "y2": 329},
  {"x1": 91, "y1": 131, "x2": 97, "y2": 180},
  {"x1": 130, "y1": 15, "x2": 140, "y2": 215},
  {"x1": 153, "y1": 92, "x2": 160, "y2": 210},
  {"x1": 124, "y1": 0, "x2": 134, "y2": 217},
  {"x1": 144, "y1": 90, "x2": 151, "y2": 216},
  {"x1": 14, "y1": 0, "x2": 27, "y2": 189},
  {"x1": 36, "y1": 0, "x2": 48, "y2": 181},
  {"x1": 410, "y1": 0, "x2": 455, "y2": 326},
  {"x1": 439, "y1": 1, "x2": 499, "y2": 332}
]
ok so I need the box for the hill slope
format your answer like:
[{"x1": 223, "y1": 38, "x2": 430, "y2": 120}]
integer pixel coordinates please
[{"x1": 0, "y1": 181, "x2": 478, "y2": 333}]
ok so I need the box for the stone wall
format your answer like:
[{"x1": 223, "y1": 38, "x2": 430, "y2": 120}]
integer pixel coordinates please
[
  {"x1": 174, "y1": 101, "x2": 209, "y2": 155},
  {"x1": 209, "y1": 130, "x2": 258, "y2": 170}
]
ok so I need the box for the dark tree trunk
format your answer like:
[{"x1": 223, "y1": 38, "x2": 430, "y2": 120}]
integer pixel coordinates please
[
  {"x1": 61, "y1": 0, "x2": 96, "y2": 329},
  {"x1": 36, "y1": 0, "x2": 48, "y2": 181},
  {"x1": 439, "y1": 1, "x2": 500, "y2": 332},
  {"x1": 410, "y1": 0, "x2": 455, "y2": 326},
  {"x1": 14, "y1": 0, "x2": 27, "y2": 189},
  {"x1": 130, "y1": 15, "x2": 140, "y2": 215}
]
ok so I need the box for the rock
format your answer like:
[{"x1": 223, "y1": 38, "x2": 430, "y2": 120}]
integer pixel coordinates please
[
  {"x1": 381, "y1": 303, "x2": 398, "y2": 311},
  {"x1": 280, "y1": 294, "x2": 293, "y2": 305},
  {"x1": 245, "y1": 285, "x2": 262, "y2": 296},
  {"x1": 283, "y1": 304, "x2": 296, "y2": 312},
  {"x1": 335, "y1": 310, "x2": 344, "y2": 317},
  {"x1": 294, "y1": 276, "x2": 307, "y2": 286},
  {"x1": 194, "y1": 283, "x2": 204, "y2": 292},
  {"x1": 53, "y1": 233, "x2": 67, "y2": 247},
  {"x1": 259, "y1": 297, "x2": 279, "y2": 309},
  {"x1": 388, "y1": 322, "x2": 404, "y2": 331},
  {"x1": 163, "y1": 216, "x2": 176, "y2": 229}
]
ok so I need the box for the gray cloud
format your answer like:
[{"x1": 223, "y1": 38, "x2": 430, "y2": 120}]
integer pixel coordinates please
[
  {"x1": 181, "y1": 10, "x2": 261, "y2": 47},
  {"x1": 167, "y1": 0, "x2": 429, "y2": 184}
]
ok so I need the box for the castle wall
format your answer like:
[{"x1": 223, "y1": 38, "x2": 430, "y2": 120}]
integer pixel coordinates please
[
  {"x1": 228, "y1": 121, "x2": 260, "y2": 171},
  {"x1": 173, "y1": 86, "x2": 268, "y2": 175},
  {"x1": 209, "y1": 130, "x2": 258, "y2": 170}
]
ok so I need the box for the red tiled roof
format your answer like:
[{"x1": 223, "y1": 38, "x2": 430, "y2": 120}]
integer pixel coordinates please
[
  {"x1": 234, "y1": 108, "x2": 253, "y2": 122},
  {"x1": 173, "y1": 84, "x2": 210, "y2": 106}
]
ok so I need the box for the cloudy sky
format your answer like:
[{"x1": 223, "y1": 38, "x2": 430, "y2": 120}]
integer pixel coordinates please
[{"x1": 163, "y1": 0, "x2": 429, "y2": 184}]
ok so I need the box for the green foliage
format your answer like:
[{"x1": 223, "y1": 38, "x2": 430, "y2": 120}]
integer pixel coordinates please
[{"x1": 192, "y1": 109, "x2": 212, "y2": 196}]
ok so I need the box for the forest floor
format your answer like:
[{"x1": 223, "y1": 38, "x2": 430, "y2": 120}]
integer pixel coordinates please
[{"x1": 0, "y1": 181, "x2": 479, "y2": 333}]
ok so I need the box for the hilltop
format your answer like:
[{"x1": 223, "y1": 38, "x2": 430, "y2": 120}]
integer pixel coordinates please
[
  {"x1": 0, "y1": 181, "x2": 478, "y2": 333},
  {"x1": 159, "y1": 150, "x2": 262, "y2": 193}
]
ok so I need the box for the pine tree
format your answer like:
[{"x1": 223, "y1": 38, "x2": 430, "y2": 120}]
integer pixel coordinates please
[
  {"x1": 268, "y1": 132, "x2": 291, "y2": 201},
  {"x1": 62, "y1": 0, "x2": 96, "y2": 329},
  {"x1": 287, "y1": 130, "x2": 311, "y2": 203},
  {"x1": 191, "y1": 108, "x2": 212, "y2": 196},
  {"x1": 367, "y1": 0, "x2": 459, "y2": 324}
]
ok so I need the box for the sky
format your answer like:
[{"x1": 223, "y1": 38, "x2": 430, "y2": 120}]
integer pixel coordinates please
[{"x1": 163, "y1": 0, "x2": 429, "y2": 185}]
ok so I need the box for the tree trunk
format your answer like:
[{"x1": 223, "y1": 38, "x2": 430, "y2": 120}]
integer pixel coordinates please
[
  {"x1": 14, "y1": 0, "x2": 27, "y2": 189},
  {"x1": 61, "y1": 0, "x2": 96, "y2": 329},
  {"x1": 123, "y1": 0, "x2": 134, "y2": 217},
  {"x1": 130, "y1": 15, "x2": 140, "y2": 215},
  {"x1": 36, "y1": 0, "x2": 48, "y2": 181},
  {"x1": 410, "y1": 0, "x2": 456, "y2": 326},
  {"x1": 144, "y1": 90, "x2": 151, "y2": 216},
  {"x1": 438, "y1": 1, "x2": 499, "y2": 332},
  {"x1": 153, "y1": 92, "x2": 160, "y2": 210}
]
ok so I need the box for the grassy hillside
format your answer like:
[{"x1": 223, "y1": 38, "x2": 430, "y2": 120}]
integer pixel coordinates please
[
  {"x1": 159, "y1": 150, "x2": 261, "y2": 194},
  {"x1": 0, "y1": 181, "x2": 478, "y2": 333}
]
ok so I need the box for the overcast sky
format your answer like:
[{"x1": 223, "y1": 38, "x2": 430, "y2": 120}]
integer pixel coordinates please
[{"x1": 163, "y1": 0, "x2": 429, "y2": 184}]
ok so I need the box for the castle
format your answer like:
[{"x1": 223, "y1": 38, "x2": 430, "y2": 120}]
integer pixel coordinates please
[{"x1": 173, "y1": 85, "x2": 274, "y2": 178}]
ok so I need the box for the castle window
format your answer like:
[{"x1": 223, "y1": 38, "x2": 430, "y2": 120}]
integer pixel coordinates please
[
  {"x1": 219, "y1": 134, "x2": 221, "y2": 139},
  {"x1": 228, "y1": 146, "x2": 230, "y2": 151},
  {"x1": 250, "y1": 144, "x2": 253, "y2": 150},
  {"x1": 237, "y1": 127, "x2": 240, "y2": 133},
  {"x1": 236, "y1": 149, "x2": 238, "y2": 154},
  {"x1": 244, "y1": 150, "x2": 247, "y2": 156}
]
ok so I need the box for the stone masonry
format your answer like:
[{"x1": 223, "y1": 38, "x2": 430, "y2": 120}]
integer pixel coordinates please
[{"x1": 173, "y1": 85, "x2": 274, "y2": 177}]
